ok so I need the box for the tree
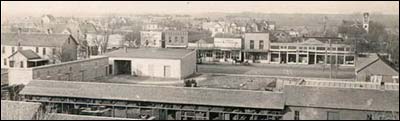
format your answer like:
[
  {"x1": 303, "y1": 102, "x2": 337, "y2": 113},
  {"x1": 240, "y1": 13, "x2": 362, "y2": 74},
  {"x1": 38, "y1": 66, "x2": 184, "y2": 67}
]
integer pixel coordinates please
[{"x1": 123, "y1": 32, "x2": 141, "y2": 48}]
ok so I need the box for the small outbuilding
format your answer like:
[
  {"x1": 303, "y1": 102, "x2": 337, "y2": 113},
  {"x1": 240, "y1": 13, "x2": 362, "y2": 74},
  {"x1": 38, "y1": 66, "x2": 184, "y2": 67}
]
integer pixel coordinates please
[{"x1": 104, "y1": 48, "x2": 197, "y2": 80}]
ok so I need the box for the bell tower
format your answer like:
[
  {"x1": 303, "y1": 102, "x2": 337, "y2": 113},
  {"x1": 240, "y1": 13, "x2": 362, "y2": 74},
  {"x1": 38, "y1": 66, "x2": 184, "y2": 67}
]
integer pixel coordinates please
[{"x1": 362, "y1": 12, "x2": 370, "y2": 33}]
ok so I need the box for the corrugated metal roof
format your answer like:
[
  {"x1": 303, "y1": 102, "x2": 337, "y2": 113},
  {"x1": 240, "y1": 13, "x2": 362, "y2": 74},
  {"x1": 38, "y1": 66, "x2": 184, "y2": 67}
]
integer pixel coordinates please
[{"x1": 20, "y1": 80, "x2": 285, "y2": 110}]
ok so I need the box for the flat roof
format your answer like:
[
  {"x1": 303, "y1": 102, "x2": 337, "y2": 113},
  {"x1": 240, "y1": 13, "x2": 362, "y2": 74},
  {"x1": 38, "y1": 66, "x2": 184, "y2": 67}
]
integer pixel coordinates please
[
  {"x1": 20, "y1": 80, "x2": 285, "y2": 110},
  {"x1": 1, "y1": 101, "x2": 42, "y2": 120},
  {"x1": 104, "y1": 48, "x2": 195, "y2": 60},
  {"x1": 284, "y1": 85, "x2": 399, "y2": 112}
]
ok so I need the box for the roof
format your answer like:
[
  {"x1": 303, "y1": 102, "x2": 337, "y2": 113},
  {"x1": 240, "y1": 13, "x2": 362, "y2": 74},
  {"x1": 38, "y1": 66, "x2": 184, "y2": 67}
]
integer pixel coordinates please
[
  {"x1": 20, "y1": 80, "x2": 285, "y2": 110},
  {"x1": 46, "y1": 114, "x2": 138, "y2": 120},
  {"x1": 1, "y1": 101, "x2": 42, "y2": 120},
  {"x1": 8, "y1": 50, "x2": 41, "y2": 60},
  {"x1": 284, "y1": 85, "x2": 399, "y2": 112},
  {"x1": 1, "y1": 33, "x2": 77, "y2": 47},
  {"x1": 104, "y1": 48, "x2": 195, "y2": 60},
  {"x1": 356, "y1": 54, "x2": 399, "y2": 73}
]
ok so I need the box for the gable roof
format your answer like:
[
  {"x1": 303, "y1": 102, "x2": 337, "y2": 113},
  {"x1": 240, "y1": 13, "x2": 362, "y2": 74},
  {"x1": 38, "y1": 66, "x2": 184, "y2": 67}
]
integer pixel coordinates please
[
  {"x1": 8, "y1": 50, "x2": 41, "y2": 60},
  {"x1": 284, "y1": 85, "x2": 399, "y2": 112},
  {"x1": 1, "y1": 33, "x2": 77, "y2": 47},
  {"x1": 20, "y1": 80, "x2": 285, "y2": 110},
  {"x1": 356, "y1": 54, "x2": 399, "y2": 73},
  {"x1": 104, "y1": 48, "x2": 195, "y2": 60},
  {"x1": 1, "y1": 101, "x2": 42, "y2": 120}
]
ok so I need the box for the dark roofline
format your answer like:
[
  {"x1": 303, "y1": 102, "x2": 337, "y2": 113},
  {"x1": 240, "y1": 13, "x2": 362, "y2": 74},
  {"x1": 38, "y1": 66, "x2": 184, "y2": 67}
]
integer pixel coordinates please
[{"x1": 20, "y1": 80, "x2": 284, "y2": 110}]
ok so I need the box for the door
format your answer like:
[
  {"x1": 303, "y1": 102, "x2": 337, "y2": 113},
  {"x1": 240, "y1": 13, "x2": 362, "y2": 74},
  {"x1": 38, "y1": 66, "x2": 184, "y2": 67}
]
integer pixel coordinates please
[
  {"x1": 161, "y1": 40, "x2": 166, "y2": 48},
  {"x1": 164, "y1": 65, "x2": 171, "y2": 78}
]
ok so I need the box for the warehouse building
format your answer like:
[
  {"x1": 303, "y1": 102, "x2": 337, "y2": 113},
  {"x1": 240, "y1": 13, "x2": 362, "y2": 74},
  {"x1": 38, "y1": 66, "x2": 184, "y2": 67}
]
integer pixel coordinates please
[
  {"x1": 104, "y1": 48, "x2": 196, "y2": 80},
  {"x1": 20, "y1": 80, "x2": 285, "y2": 120}
]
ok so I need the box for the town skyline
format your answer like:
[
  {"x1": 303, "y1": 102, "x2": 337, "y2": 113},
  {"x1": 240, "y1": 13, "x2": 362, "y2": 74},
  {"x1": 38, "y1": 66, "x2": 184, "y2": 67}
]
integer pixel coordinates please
[{"x1": 2, "y1": 1, "x2": 399, "y2": 19}]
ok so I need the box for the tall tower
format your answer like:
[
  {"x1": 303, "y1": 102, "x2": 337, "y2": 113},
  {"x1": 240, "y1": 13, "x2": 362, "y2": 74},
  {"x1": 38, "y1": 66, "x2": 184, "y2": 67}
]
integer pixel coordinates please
[{"x1": 362, "y1": 12, "x2": 370, "y2": 33}]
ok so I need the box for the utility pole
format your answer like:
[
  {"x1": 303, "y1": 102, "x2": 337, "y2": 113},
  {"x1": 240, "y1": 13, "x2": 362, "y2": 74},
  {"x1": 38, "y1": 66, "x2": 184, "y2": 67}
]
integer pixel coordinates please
[{"x1": 329, "y1": 39, "x2": 333, "y2": 80}]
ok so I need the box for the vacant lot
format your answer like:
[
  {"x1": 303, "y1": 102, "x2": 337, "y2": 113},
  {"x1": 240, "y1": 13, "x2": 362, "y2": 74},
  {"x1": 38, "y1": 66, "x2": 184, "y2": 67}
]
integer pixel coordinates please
[{"x1": 198, "y1": 64, "x2": 355, "y2": 79}]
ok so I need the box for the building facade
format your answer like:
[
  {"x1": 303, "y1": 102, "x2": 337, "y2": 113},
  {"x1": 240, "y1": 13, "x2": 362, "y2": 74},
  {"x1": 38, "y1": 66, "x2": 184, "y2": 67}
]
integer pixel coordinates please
[
  {"x1": 1, "y1": 33, "x2": 78, "y2": 69},
  {"x1": 356, "y1": 54, "x2": 399, "y2": 83},
  {"x1": 105, "y1": 48, "x2": 197, "y2": 80},
  {"x1": 6, "y1": 56, "x2": 109, "y2": 85},
  {"x1": 269, "y1": 37, "x2": 355, "y2": 65},
  {"x1": 140, "y1": 31, "x2": 163, "y2": 48},
  {"x1": 243, "y1": 33, "x2": 270, "y2": 63},
  {"x1": 164, "y1": 31, "x2": 189, "y2": 48}
]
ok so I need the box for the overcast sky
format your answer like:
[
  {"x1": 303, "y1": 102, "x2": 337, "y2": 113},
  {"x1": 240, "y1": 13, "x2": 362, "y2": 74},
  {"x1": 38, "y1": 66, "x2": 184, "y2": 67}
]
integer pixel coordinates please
[{"x1": 1, "y1": 1, "x2": 399, "y2": 20}]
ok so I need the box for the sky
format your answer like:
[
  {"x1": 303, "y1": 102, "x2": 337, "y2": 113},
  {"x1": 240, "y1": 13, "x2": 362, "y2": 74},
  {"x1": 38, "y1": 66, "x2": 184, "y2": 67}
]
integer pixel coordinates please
[{"x1": 1, "y1": 1, "x2": 399, "y2": 22}]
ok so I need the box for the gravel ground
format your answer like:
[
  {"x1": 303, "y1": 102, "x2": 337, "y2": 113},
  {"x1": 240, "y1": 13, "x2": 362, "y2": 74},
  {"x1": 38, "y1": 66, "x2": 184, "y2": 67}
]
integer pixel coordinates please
[{"x1": 198, "y1": 64, "x2": 355, "y2": 79}]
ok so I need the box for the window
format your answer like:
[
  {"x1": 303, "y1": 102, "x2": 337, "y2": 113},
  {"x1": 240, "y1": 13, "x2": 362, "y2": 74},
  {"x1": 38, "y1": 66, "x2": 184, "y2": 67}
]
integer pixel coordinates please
[
  {"x1": 294, "y1": 111, "x2": 300, "y2": 120},
  {"x1": 327, "y1": 112, "x2": 340, "y2": 120},
  {"x1": 271, "y1": 45, "x2": 279, "y2": 49},
  {"x1": 317, "y1": 47, "x2": 325, "y2": 50},
  {"x1": 3, "y1": 59, "x2": 7, "y2": 66},
  {"x1": 154, "y1": 40, "x2": 156, "y2": 45},
  {"x1": 36, "y1": 47, "x2": 39, "y2": 53},
  {"x1": 169, "y1": 37, "x2": 172, "y2": 43},
  {"x1": 288, "y1": 46, "x2": 296, "y2": 49},
  {"x1": 20, "y1": 61, "x2": 24, "y2": 68},
  {"x1": 175, "y1": 36, "x2": 178, "y2": 42},
  {"x1": 43, "y1": 48, "x2": 46, "y2": 55},
  {"x1": 259, "y1": 40, "x2": 264, "y2": 49},
  {"x1": 2, "y1": 46, "x2": 5, "y2": 54},
  {"x1": 52, "y1": 48, "x2": 56, "y2": 55},
  {"x1": 367, "y1": 114, "x2": 373, "y2": 120},
  {"x1": 12, "y1": 47, "x2": 15, "y2": 53},
  {"x1": 250, "y1": 40, "x2": 255, "y2": 49},
  {"x1": 181, "y1": 36, "x2": 184, "y2": 43},
  {"x1": 9, "y1": 61, "x2": 14, "y2": 68}
]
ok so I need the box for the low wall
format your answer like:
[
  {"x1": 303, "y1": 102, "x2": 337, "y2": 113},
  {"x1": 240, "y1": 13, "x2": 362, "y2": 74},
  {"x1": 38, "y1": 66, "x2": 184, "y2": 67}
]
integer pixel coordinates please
[{"x1": 7, "y1": 57, "x2": 109, "y2": 85}]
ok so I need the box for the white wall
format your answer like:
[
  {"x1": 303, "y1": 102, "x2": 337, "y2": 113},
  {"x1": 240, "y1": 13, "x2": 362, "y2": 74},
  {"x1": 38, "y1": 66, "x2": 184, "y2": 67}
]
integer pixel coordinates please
[
  {"x1": 7, "y1": 68, "x2": 33, "y2": 85},
  {"x1": 110, "y1": 57, "x2": 182, "y2": 79},
  {"x1": 214, "y1": 38, "x2": 242, "y2": 49},
  {"x1": 181, "y1": 51, "x2": 197, "y2": 79}
]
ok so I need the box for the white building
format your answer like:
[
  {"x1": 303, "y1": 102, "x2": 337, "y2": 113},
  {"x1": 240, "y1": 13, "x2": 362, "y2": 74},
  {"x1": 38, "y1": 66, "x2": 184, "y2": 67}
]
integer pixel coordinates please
[
  {"x1": 140, "y1": 31, "x2": 163, "y2": 48},
  {"x1": 104, "y1": 48, "x2": 197, "y2": 80}
]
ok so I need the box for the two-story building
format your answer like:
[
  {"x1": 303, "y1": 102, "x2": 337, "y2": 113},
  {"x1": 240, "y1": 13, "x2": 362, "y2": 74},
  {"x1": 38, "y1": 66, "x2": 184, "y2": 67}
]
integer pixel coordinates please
[
  {"x1": 164, "y1": 31, "x2": 189, "y2": 48},
  {"x1": 243, "y1": 33, "x2": 270, "y2": 63},
  {"x1": 140, "y1": 31, "x2": 163, "y2": 48},
  {"x1": 212, "y1": 33, "x2": 243, "y2": 63},
  {"x1": 1, "y1": 33, "x2": 78, "y2": 69}
]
